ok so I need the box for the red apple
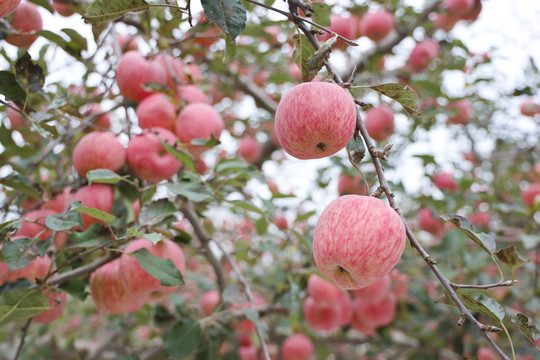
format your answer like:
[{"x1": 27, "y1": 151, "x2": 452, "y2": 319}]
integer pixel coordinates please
[
  {"x1": 238, "y1": 345, "x2": 258, "y2": 360},
  {"x1": 118, "y1": 238, "x2": 186, "y2": 303},
  {"x1": 193, "y1": 27, "x2": 222, "y2": 48},
  {"x1": 476, "y1": 346, "x2": 497, "y2": 360},
  {"x1": 71, "y1": 184, "x2": 114, "y2": 230},
  {"x1": 6, "y1": 104, "x2": 24, "y2": 129},
  {"x1": 390, "y1": 269, "x2": 409, "y2": 298},
  {"x1": 90, "y1": 259, "x2": 146, "y2": 313},
  {"x1": 337, "y1": 174, "x2": 369, "y2": 196},
  {"x1": 126, "y1": 127, "x2": 182, "y2": 183},
  {"x1": 273, "y1": 214, "x2": 288, "y2": 231},
  {"x1": 42, "y1": 187, "x2": 72, "y2": 213},
  {"x1": 116, "y1": 51, "x2": 167, "y2": 103},
  {"x1": 433, "y1": 12, "x2": 460, "y2": 32},
  {"x1": 447, "y1": 98, "x2": 473, "y2": 124},
  {"x1": 469, "y1": 211, "x2": 491, "y2": 227},
  {"x1": 350, "y1": 308, "x2": 376, "y2": 336},
  {"x1": 352, "y1": 274, "x2": 391, "y2": 304},
  {"x1": 5, "y1": 1, "x2": 42, "y2": 48},
  {"x1": 336, "y1": 291, "x2": 353, "y2": 327},
  {"x1": 237, "y1": 136, "x2": 262, "y2": 164},
  {"x1": 360, "y1": 10, "x2": 395, "y2": 43},
  {"x1": 417, "y1": 207, "x2": 445, "y2": 235},
  {"x1": 274, "y1": 82, "x2": 356, "y2": 159},
  {"x1": 302, "y1": 296, "x2": 341, "y2": 331},
  {"x1": 313, "y1": 195, "x2": 406, "y2": 290},
  {"x1": 201, "y1": 289, "x2": 221, "y2": 315},
  {"x1": 32, "y1": 289, "x2": 67, "y2": 323},
  {"x1": 307, "y1": 274, "x2": 343, "y2": 304},
  {"x1": 175, "y1": 84, "x2": 210, "y2": 105},
  {"x1": 81, "y1": 103, "x2": 112, "y2": 130},
  {"x1": 407, "y1": 39, "x2": 440, "y2": 73},
  {"x1": 16, "y1": 209, "x2": 57, "y2": 241},
  {"x1": 353, "y1": 292, "x2": 397, "y2": 328},
  {"x1": 136, "y1": 93, "x2": 177, "y2": 131},
  {"x1": 281, "y1": 334, "x2": 314, "y2": 360},
  {"x1": 433, "y1": 171, "x2": 459, "y2": 193},
  {"x1": 443, "y1": 0, "x2": 475, "y2": 16},
  {"x1": 520, "y1": 98, "x2": 539, "y2": 117},
  {"x1": 175, "y1": 103, "x2": 224, "y2": 153},
  {"x1": 461, "y1": 0, "x2": 482, "y2": 21},
  {"x1": 0, "y1": 237, "x2": 52, "y2": 286},
  {"x1": 0, "y1": 0, "x2": 20, "y2": 18},
  {"x1": 317, "y1": 14, "x2": 358, "y2": 49},
  {"x1": 52, "y1": 0, "x2": 76, "y2": 17},
  {"x1": 72, "y1": 132, "x2": 126, "y2": 179},
  {"x1": 364, "y1": 105, "x2": 394, "y2": 141},
  {"x1": 521, "y1": 182, "x2": 540, "y2": 207},
  {"x1": 116, "y1": 33, "x2": 139, "y2": 53}
]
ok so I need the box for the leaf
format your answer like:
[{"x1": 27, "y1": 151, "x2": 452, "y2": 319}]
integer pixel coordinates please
[
  {"x1": 311, "y1": 2, "x2": 332, "y2": 27},
  {"x1": 215, "y1": 159, "x2": 250, "y2": 173},
  {"x1": 59, "y1": 278, "x2": 88, "y2": 301},
  {"x1": 306, "y1": 35, "x2": 336, "y2": 75},
  {"x1": 292, "y1": 34, "x2": 317, "y2": 82},
  {"x1": 440, "y1": 214, "x2": 496, "y2": 255},
  {"x1": 495, "y1": 246, "x2": 530, "y2": 272},
  {"x1": 511, "y1": 313, "x2": 540, "y2": 349},
  {"x1": 84, "y1": 0, "x2": 150, "y2": 23},
  {"x1": 201, "y1": 0, "x2": 246, "y2": 43},
  {"x1": 71, "y1": 201, "x2": 116, "y2": 224},
  {"x1": 2, "y1": 238, "x2": 48, "y2": 271},
  {"x1": 229, "y1": 200, "x2": 265, "y2": 216},
  {"x1": 138, "y1": 199, "x2": 177, "y2": 227},
  {"x1": 369, "y1": 83, "x2": 420, "y2": 116},
  {"x1": 45, "y1": 211, "x2": 83, "y2": 231},
  {"x1": 0, "y1": 288, "x2": 50, "y2": 327},
  {"x1": 14, "y1": 52, "x2": 45, "y2": 93},
  {"x1": 438, "y1": 292, "x2": 504, "y2": 322},
  {"x1": 165, "y1": 182, "x2": 213, "y2": 203},
  {"x1": 0, "y1": 173, "x2": 42, "y2": 198},
  {"x1": 0, "y1": 279, "x2": 34, "y2": 296},
  {"x1": 295, "y1": 210, "x2": 316, "y2": 223},
  {"x1": 254, "y1": 217, "x2": 268, "y2": 235},
  {"x1": 0, "y1": 71, "x2": 27, "y2": 101},
  {"x1": 163, "y1": 318, "x2": 202, "y2": 359},
  {"x1": 87, "y1": 169, "x2": 129, "y2": 184},
  {"x1": 126, "y1": 227, "x2": 162, "y2": 245},
  {"x1": 347, "y1": 136, "x2": 365, "y2": 165},
  {"x1": 129, "y1": 248, "x2": 184, "y2": 287},
  {"x1": 161, "y1": 141, "x2": 197, "y2": 173}
]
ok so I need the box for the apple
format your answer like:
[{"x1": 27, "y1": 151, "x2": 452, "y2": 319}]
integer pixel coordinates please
[
  {"x1": 238, "y1": 345, "x2": 258, "y2": 360},
  {"x1": 52, "y1": 0, "x2": 76, "y2": 17},
  {"x1": 201, "y1": 289, "x2": 221, "y2": 315},
  {"x1": 359, "y1": 10, "x2": 395, "y2": 43},
  {"x1": 317, "y1": 14, "x2": 358, "y2": 49},
  {"x1": 476, "y1": 346, "x2": 497, "y2": 360},
  {"x1": 16, "y1": 209, "x2": 57, "y2": 241},
  {"x1": 232, "y1": 293, "x2": 266, "y2": 335},
  {"x1": 461, "y1": 0, "x2": 482, "y2": 21},
  {"x1": 237, "y1": 136, "x2": 262, "y2": 164},
  {"x1": 443, "y1": 0, "x2": 475, "y2": 16},
  {"x1": 469, "y1": 211, "x2": 491, "y2": 227},
  {"x1": 417, "y1": 207, "x2": 445, "y2": 235},
  {"x1": 336, "y1": 291, "x2": 353, "y2": 327},
  {"x1": 521, "y1": 182, "x2": 540, "y2": 207},
  {"x1": 81, "y1": 103, "x2": 112, "y2": 130},
  {"x1": 5, "y1": 1, "x2": 42, "y2": 48},
  {"x1": 433, "y1": 171, "x2": 459, "y2": 193},
  {"x1": 352, "y1": 274, "x2": 391, "y2": 304},
  {"x1": 132, "y1": 199, "x2": 141, "y2": 222},
  {"x1": 273, "y1": 214, "x2": 288, "y2": 231},
  {"x1": 313, "y1": 195, "x2": 406, "y2": 290},
  {"x1": 364, "y1": 105, "x2": 395, "y2": 141},
  {"x1": 0, "y1": 237, "x2": 52, "y2": 286},
  {"x1": 32, "y1": 289, "x2": 67, "y2": 323},
  {"x1": 118, "y1": 238, "x2": 186, "y2": 303},
  {"x1": 42, "y1": 187, "x2": 72, "y2": 213},
  {"x1": 193, "y1": 27, "x2": 222, "y2": 48},
  {"x1": 390, "y1": 269, "x2": 409, "y2": 298},
  {"x1": 350, "y1": 308, "x2": 376, "y2": 336},
  {"x1": 175, "y1": 84, "x2": 210, "y2": 105},
  {"x1": 353, "y1": 292, "x2": 397, "y2": 328},
  {"x1": 175, "y1": 103, "x2": 224, "y2": 153},
  {"x1": 71, "y1": 184, "x2": 114, "y2": 230},
  {"x1": 126, "y1": 127, "x2": 182, "y2": 183},
  {"x1": 337, "y1": 173, "x2": 369, "y2": 196},
  {"x1": 274, "y1": 82, "x2": 356, "y2": 160},
  {"x1": 520, "y1": 97, "x2": 539, "y2": 117},
  {"x1": 116, "y1": 33, "x2": 139, "y2": 53},
  {"x1": 254, "y1": 70, "x2": 269, "y2": 87},
  {"x1": 447, "y1": 98, "x2": 473, "y2": 124},
  {"x1": 116, "y1": 51, "x2": 167, "y2": 103},
  {"x1": 281, "y1": 334, "x2": 314, "y2": 360},
  {"x1": 407, "y1": 39, "x2": 440, "y2": 73},
  {"x1": 307, "y1": 274, "x2": 343, "y2": 304},
  {"x1": 136, "y1": 93, "x2": 177, "y2": 131},
  {"x1": 302, "y1": 296, "x2": 341, "y2": 331},
  {"x1": 90, "y1": 259, "x2": 146, "y2": 314},
  {"x1": 0, "y1": 0, "x2": 20, "y2": 18},
  {"x1": 433, "y1": 12, "x2": 460, "y2": 32},
  {"x1": 72, "y1": 131, "x2": 126, "y2": 179},
  {"x1": 6, "y1": 104, "x2": 24, "y2": 129}
]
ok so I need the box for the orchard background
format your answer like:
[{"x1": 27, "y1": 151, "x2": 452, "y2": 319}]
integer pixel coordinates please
[{"x1": 0, "y1": 0, "x2": 539, "y2": 359}]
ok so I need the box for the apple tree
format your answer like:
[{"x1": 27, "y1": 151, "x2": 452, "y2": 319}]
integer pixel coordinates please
[{"x1": 0, "y1": 0, "x2": 539, "y2": 359}]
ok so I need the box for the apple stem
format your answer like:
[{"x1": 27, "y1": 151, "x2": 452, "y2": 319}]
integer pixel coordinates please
[{"x1": 317, "y1": 142, "x2": 326, "y2": 151}]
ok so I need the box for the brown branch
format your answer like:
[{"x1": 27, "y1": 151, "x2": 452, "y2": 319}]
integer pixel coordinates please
[
  {"x1": 13, "y1": 318, "x2": 32, "y2": 360},
  {"x1": 450, "y1": 280, "x2": 516, "y2": 290},
  {"x1": 46, "y1": 252, "x2": 119, "y2": 287}
]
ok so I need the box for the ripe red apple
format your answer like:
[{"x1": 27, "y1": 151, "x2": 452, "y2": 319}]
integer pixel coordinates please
[
  {"x1": 0, "y1": 0, "x2": 20, "y2": 18},
  {"x1": 407, "y1": 39, "x2": 440, "y2": 73},
  {"x1": 238, "y1": 345, "x2": 258, "y2": 360},
  {"x1": 364, "y1": 105, "x2": 395, "y2": 141},
  {"x1": 352, "y1": 274, "x2": 391, "y2": 304},
  {"x1": 116, "y1": 51, "x2": 167, "y2": 103},
  {"x1": 136, "y1": 94, "x2": 177, "y2": 131},
  {"x1": 461, "y1": 0, "x2": 482, "y2": 21},
  {"x1": 72, "y1": 131, "x2": 126, "y2": 179},
  {"x1": 521, "y1": 182, "x2": 540, "y2": 207},
  {"x1": 201, "y1": 289, "x2": 221, "y2": 315},
  {"x1": 307, "y1": 274, "x2": 343, "y2": 304},
  {"x1": 16, "y1": 209, "x2": 57, "y2": 241},
  {"x1": 337, "y1": 173, "x2": 369, "y2": 196},
  {"x1": 336, "y1": 291, "x2": 353, "y2": 326},
  {"x1": 476, "y1": 346, "x2": 497, "y2": 360},
  {"x1": 6, "y1": 104, "x2": 24, "y2": 129},
  {"x1": 175, "y1": 84, "x2": 210, "y2": 105},
  {"x1": 81, "y1": 103, "x2": 112, "y2": 130},
  {"x1": 5, "y1": 1, "x2": 42, "y2": 48},
  {"x1": 52, "y1": 0, "x2": 76, "y2": 17},
  {"x1": 520, "y1": 97, "x2": 539, "y2": 117},
  {"x1": 350, "y1": 308, "x2": 376, "y2": 336},
  {"x1": 281, "y1": 334, "x2": 314, "y2": 360},
  {"x1": 274, "y1": 82, "x2": 356, "y2": 159},
  {"x1": 303, "y1": 296, "x2": 341, "y2": 331},
  {"x1": 390, "y1": 269, "x2": 409, "y2": 298},
  {"x1": 353, "y1": 292, "x2": 397, "y2": 328},
  {"x1": 317, "y1": 14, "x2": 358, "y2": 49},
  {"x1": 0, "y1": 237, "x2": 52, "y2": 286},
  {"x1": 90, "y1": 259, "x2": 146, "y2": 314},
  {"x1": 273, "y1": 214, "x2": 288, "y2": 231},
  {"x1": 71, "y1": 184, "x2": 114, "y2": 229},
  {"x1": 447, "y1": 98, "x2": 473, "y2": 124},
  {"x1": 443, "y1": 0, "x2": 475, "y2": 16},
  {"x1": 469, "y1": 211, "x2": 491, "y2": 227},
  {"x1": 433, "y1": 12, "x2": 460, "y2": 32},
  {"x1": 433, "y1": 171, "x2": 459, "y2": 193},
  {"x1": 193, "y1": 27, "x2": 222, "y2": 48},
  {"x1": 126, "y1": 127, "x2": 182, "y2": 183},
  {"x1": 237, "y1": 136, "x2": 262, "y2": 164},
  {"x1": 417, "y1": 207, "x2": 445, "y2": 235},
  {"x1": 175, "y1": 103, "x2": 224, "y2": 153},
  {"x1": 42, "y1": 187, "x2": 72, "y2": 213},
  {"x1": 360, "y1": 10, "x2": 395, "y2": 43},
  {"x1": 118, "y1": 238, "x2": 186, "y2": 303},
  {"x1": 116, "y1": 33, "x2": 139, "y2": 53},
  {"x1": 233, "y1": 293, "x2": 266, "y2": 336},
  {"x1": 32, "y1": 289, "x2": 67, "y2": 323},
  {"x1": 313, "y1": 195, "x2": 406, "y2": 290}
]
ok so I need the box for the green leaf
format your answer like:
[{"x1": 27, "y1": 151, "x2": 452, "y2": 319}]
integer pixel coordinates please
[
  {"x1": 229, "y1": 200, "x2": 264, "y2": 216},
  {"x1": 311, "y1": 2, "x2": 332, "y2": 27},
  {"x1": 292, "y1": 34, "x2": 317, "y2": 82},
  {"x1": 201, "y1": 0, "x2": 246, "y2": 43},
  {"x1": 0, "y1": 279, "x2": 34, "y2": 296},
  {"x1": 161, "y1": 141, "x2": 197, "y2": 173},
  {"x1": 129, "y1": 248, "x2": 184, "y2": 287},
  {"x1": 0, "y1": 220, "x2": 20, "y2": 238},
  {"x1": 495, "y1": 246, "x2": 530, "y2": 272},
  {"x1": 0, "y1": 174, "x2": 42, "y2": 198},
  {"x1": 1, "y1": 238, "x2": 48, "y2": 271},
  {"x1": 14, "y1": 52, "x2": 45, "y2": 93},
  {"x1": 306, "y1": 35, "x2": 336, "y2": 76},
  {"x1": 59, "y1": 278, "x2": 88, "y2": 301},
  {"x1": 45, "y1": 211, "x2": 83, "y2": 231},
  {"x1": 346, "y1": 136, "x2": 365, "y2": 165},
  {"x1": 511, "y1": 313, "x2": 540, "y2": 349},
  {"x1": 295, "y1": 210, "x2": 316, "y2": 223},
  {"x1": 438, "y1": 292, "x2": 504, "y2": 322},
  {"x1": 87, "y1": 169, "x2": 129, "y2": 184},
  {"x1": 67, "y1": 223, "x2": 105, "y2": 248},
  {"x1": 126, "y1": 227, "x2": 162, "y2": 245},
  {"x1": 165, "y1": 182, "x2": 213, "y2": 203},
  {"x1": 0, "y1": 288, "x2": 50, "y2": 326},
  {"x1": 83, "y1": 0, "x2": 150, "y2": 23},
  {"x1": 215, "y1": 159, "x2": 250, "y2": 173},
  {"x1": 138, "y1": 199, "x2": 177, "y2": 227},
  {"x1": 163, "y1": 318, "x2": 202, "y2": 359},
  {"x1": 369, "y1": 83, "x2": 420, "y2": 116},
  {"x1": 190, "y1": 135, "x2": 221, "y2": 148},
  {"x1": 71, "y1": 201, "x2": 116, "y2": 224},
  {"x1": 440, "y1": 214, "x2": 496, "y2": 255},
  {"x1": 254, "y1": 217, "x2": 268, "y2": 235},
  {"x1": 0, "y1": 71, "x2": 27, "y2": 101}
]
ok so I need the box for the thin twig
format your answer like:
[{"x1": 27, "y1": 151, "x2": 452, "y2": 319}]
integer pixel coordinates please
[
  {"x1": 450, "y1": 280, "x2": 516, "y2": 290},
  {"x1": 13, "y1": 318, "x2": 32, "y2": 360}
]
